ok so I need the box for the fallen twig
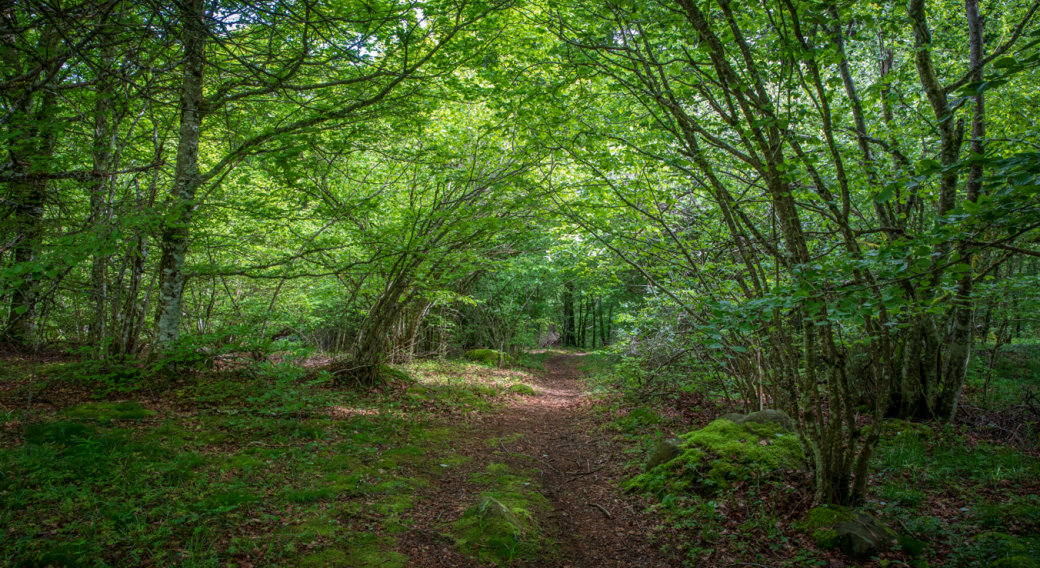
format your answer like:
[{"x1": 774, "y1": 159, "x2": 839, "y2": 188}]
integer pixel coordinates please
[
  {"x1": 566, "y1": 465, "x2": 605, "y2": 477},
  {"x1": 897, "y1": 517, "x2": 924, "y2": 542},
  {"x1": 588, "y1": 502, "x2": 613, "y2": 519}
]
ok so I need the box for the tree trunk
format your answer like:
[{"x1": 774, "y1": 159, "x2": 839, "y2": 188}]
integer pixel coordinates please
[
  {"x1": 938, "y1": 0, "x2": 987, "y2": 420},
  {"x1": 562, "y1": 281, "x2": 576, "y2": 347},
  {"x1": 89, "y1": 44, "x2": 116, "y2": 359},
  {"x1": 4, "y1": 88, "x2": 58, "y2": 345},
  {"x1": 155, "y1": 0, "x2": 207, "y2": 350}
]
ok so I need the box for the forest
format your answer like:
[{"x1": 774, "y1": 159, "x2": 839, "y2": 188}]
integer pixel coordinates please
[{"x1": 2, "y1": 0, "x2": 1040, "y2": 566}]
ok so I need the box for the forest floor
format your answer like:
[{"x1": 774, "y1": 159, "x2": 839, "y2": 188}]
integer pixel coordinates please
[{"x1": 2, "y1": 348, "x2": 1040, "y2": 567}]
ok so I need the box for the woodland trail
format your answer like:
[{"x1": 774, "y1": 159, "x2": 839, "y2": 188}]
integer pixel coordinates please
[{"x1": 400, "y1": 354, "x2": 679, "y2": 568}]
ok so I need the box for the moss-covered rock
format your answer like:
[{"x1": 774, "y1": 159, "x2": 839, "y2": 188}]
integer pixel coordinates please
[
  {"x1": 464, "y1": 349, "x2": 514, "y2": 366},
  {"x1": 64, "y1": 402, "x2": 155, "y2": 421},
  {"x1": 477, "y1": 497, "x2": 523, "y2": 530},
  {"x1": 794, "y1": 505, "x2": 858, "y2": 549},
  {"x1": 624, "y1": 417, "x2": 805, "y2": 495},
  {"x1": 645, "y1": 439, "x2": 682, "y2": 472},
  {"x1": 720, "y1": 409, "x2": 796, "y2": 431},
  {"x1": 720, "y1": 412, "x2": 746, "y2": 423},
  {"x1": 796, "y1": 506, "x2": 896, "y2": 559},
  {"x1": 507, "y1": 383, "x2": 537, "y2": 395},
  {"x1": 739, "y1": 409, "x2": 796, "y2": 431}
]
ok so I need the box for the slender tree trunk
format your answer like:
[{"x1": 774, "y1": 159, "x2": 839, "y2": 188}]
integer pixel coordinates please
[
  {"x1": 155, "y1": 0, "x2": 207, "y2": 350},
  {"x1": 562, "y1": 281, "x2": 575, "y2": 347},
  {"x1": 89, "y1": 45, "x2": 116, "y2": 358},
  {"x1": 939, "y1": 0, "x2": 987, "y2": 420},
  {"x1": 590, "y1": 294, "x2": 597, "y2": 349}
]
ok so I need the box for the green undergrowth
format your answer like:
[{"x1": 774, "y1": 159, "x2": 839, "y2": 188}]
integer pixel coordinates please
[
  {"x1": 866, "y1": 424, "x2": 1040, "y2": 566},
  {"x1": 0, "y1": 353, "x2": 561, "y2": 567},
  {"x1": 625, "y1": 418, "x2": 804, "y2": 496},
  {"x1": 452, "y1": 461, "x2": 554, "y2": 563},
  {"x1": 964, "y1": 342, "x2": 1040, "y2": 409},
  {"x1": 63, "y1": 401, "x2": 156, "y2": 421}
]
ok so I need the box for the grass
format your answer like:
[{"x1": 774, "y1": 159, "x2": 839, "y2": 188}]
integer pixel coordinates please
[{"x1": 0, "y1": 353, "x2": 553, "y2": 567}]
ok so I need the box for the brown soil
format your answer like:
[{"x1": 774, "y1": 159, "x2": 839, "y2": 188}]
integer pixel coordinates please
[{"x1": 399, "y1": 354, "x2": 680, "y2": 568}]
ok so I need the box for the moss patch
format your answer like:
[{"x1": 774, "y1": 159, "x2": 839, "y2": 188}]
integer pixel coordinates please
[
  {"x1": 794, "y1": 505, "x2": 858, "y2": 548},
  {"x1": 464, "y1": 349, "x2": 514, "y2": 366},
  {"x1": 379, "y1": 364, "x2": 413, "y2": 383},
  {"x1": 507, "y1": 383, "x2": 537, "y2": 395},
  {"x1": 624, "y1": 418, "x2": 804, "y2": 495},
  {"x1": 64, "y1": 402, "x2": 155, "y2": 421},
  {"x1": 452, "y1": 462, "x2": 551, "y2": 563}
]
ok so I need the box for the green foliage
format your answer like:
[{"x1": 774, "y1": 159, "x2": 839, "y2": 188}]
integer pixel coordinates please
[
  {"x1": 615, "y1": 408, "x2": 662, "y2": 432},
  {"x1": 970, "y1": 533, "x2": 1040, "y2": 568},
  {"x1": 897, "y1": 534, "x2": 926, "y2": 558},
  {"x1": 63, "y1": 402, "x2": 155, "y2": 421}
]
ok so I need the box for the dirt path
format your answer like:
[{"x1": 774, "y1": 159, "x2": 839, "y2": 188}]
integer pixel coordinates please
[{"x1": 401, "y1": 354, "x2": 678, "y2": 567}]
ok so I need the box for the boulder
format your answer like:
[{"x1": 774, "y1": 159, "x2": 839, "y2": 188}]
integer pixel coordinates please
[
  {"x1": 626, "y1": 418, "x2": 805, "y2": 495},
  {"x1": 797, "y1": 506, "x2": 895, "y2": 560},
  {"x1": 464, "y1": 349, "x2": 514, "y2": 366},
  {"x1": 476, "y1": 497, "x2": 522, "y2": 531},
  {"x1": 719, "y1": 412, "x2": 746, "y2": 424},
  {"x1": 833, "y1": 512, "x2": 895, "y2": 559},
  {"x1": 645, "y1": 439, "x2": 682, "y2": 472},
  {"x1": 738, "y1": 409, "x2": 795, "y2": 431}
]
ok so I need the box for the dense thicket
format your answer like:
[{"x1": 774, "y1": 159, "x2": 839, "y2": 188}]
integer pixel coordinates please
[{"x1": 3, "y1": 0, "x2": 1039, "y2": 506}]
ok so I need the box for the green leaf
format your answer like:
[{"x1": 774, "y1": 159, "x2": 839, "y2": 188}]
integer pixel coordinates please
[
  {"x1": 875, "y1": 186, "x2": 894, "y2": 204},
  {"x1": 993, "y1": 56, "x2": 1018, "y2": 69}
]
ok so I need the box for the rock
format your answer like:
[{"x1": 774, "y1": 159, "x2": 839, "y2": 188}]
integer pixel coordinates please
[
  {"x1": 738, "y1": 409, "x2": 795, "y2": 431},
  {"x1": 796, "y1": 506, "x2": 895, "y2": 559},
  {"x1": 507, "y1": 383, "x2": 537, "y2": 396},
  {"x1": 464, "y1": 349, "x2": 514, "y2": 366},
  {"x1": 645, "y1": 439, "x2": 682, "y2": 472},
  {"x1": 719, "y1": 412, "x2": 746, "y2": 423},
  {"x1": 476, "y1": 497, "x2": 522, "y2": 531}
]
